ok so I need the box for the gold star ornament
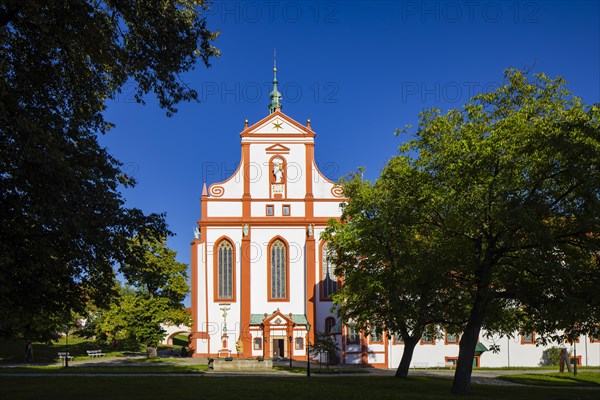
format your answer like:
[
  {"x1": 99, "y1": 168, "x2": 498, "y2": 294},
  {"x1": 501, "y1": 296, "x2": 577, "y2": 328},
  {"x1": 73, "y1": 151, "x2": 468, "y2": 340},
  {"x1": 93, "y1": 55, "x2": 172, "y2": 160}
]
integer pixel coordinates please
[{"x1": 272, "y1": 120, "x2": 283, "y2": 131}]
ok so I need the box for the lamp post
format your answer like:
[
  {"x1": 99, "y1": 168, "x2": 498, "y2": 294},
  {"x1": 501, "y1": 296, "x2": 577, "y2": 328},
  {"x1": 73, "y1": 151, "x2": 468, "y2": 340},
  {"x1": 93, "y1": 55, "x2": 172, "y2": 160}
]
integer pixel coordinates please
[
  {"x1": 288, "y1": 335, "x2": 293, "y2": 368},
  {"x1": 64, "y1": 327, "x2": 69, "y2": 368},
  {"x1": 306, "y1": 323, "x2": 311, "y2": 377},
  {"x1": 573, "y1": 340, "x2": 578, "y2": 376}
]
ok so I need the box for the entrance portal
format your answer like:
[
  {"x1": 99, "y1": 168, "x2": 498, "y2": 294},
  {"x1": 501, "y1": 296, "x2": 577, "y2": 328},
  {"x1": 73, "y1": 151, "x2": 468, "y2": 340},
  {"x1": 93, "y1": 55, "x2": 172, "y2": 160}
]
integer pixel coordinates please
[{"x1": 273, "y1": 339, "x2": 285, "y2": 358}]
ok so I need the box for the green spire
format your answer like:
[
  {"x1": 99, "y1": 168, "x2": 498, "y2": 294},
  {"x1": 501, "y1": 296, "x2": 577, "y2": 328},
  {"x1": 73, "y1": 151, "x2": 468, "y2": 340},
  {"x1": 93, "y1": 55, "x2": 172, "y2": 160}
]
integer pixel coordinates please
[{"x1": 268, "y1": 50, "x2": 282, "y2": 114}]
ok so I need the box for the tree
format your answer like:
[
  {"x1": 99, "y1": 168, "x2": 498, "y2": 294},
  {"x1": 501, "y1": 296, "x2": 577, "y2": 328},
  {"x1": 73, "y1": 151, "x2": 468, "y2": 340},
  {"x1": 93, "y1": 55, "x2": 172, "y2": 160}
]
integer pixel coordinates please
[
  {"x1": 323, "y1": 161, "x2": 468, "y2": 378},
  {"x1": 311, "y1": 332, "x2": 340, "y2": 367},
  {"x1": 0, "y1": 1, "x2": 218, "y2": 340},
  {"x1": 395, "y1": 69, "x2": 600, "y2": 394},
  {"x1": 82, "y1": 237, "x2": 190, "y2": 356}
]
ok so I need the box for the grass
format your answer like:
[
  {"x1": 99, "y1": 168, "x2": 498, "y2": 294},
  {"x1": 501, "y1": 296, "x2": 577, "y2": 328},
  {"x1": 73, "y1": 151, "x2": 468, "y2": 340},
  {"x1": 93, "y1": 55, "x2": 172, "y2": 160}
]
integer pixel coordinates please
[
  {"x1": 1, "y1": 375, "x2": 599, "y2": 400},
  {"x1": 0, "y1": 364, "x2": 208, "y2": 374},
  {"x1": 499, "y1": 372, "x2": 600, "y2": 387},
  {"x1": 0, "y1": 336, "x2": 144, "y2": 364}
]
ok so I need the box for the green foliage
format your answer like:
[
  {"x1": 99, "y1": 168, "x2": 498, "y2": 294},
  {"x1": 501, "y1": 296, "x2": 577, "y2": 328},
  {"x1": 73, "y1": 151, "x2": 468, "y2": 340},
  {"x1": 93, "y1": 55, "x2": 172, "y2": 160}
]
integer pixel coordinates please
[
  {"x1": 0, "y1": 1, "x2": 218, "y2": 341},
  {"x1": 539, "y1": 346, "x2": 567, "y2": 367},
  {"x1": 311, "y1": 332, "x2": 340, "y2": 365},
  {"x1": 328, "y1": 68, "x2": 600, "y2": 393},
  {"x1": 323, "y1": 149, "x2": 469, "y2": 376},
  {"x1": 81, "y1": 238, "x2": 190, "y2": 351},
  {"x1": 400, "y1": 69, "x2": 600, "y2": 394}
]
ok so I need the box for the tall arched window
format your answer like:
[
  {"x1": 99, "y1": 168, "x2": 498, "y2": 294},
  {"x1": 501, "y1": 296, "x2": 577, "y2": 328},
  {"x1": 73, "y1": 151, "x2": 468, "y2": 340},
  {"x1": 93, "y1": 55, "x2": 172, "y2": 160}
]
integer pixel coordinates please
[
  {"x1": 216, "y1": 239, "x2": 234, "y2": 300},
  {"x1": 269, "y1": 239, "x2": 287, "y2": 300},
  {"x1": 321, "y1": 243, "x2": 337, "y2": 300}
]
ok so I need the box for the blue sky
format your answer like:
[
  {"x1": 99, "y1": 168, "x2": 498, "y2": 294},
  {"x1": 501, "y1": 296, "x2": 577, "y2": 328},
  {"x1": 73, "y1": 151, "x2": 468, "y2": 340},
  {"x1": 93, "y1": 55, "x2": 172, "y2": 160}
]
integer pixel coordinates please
[{"x1": 99, "y1": 1, "x2": 600, "y2": 305}]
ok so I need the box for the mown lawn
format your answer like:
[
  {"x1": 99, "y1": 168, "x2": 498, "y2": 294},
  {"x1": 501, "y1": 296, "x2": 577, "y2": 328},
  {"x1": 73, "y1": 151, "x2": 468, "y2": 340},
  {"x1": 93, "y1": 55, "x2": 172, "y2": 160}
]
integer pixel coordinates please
[
  {"x1": 0, "y1": 336, "x2": 144, "y2": 364},
  {"x1": 0, "y1": 364, "x2": 208, "y2": 374},
  {"x1": 1, "y1": 376, "x2": 599, "y2": 400},
  {"x1": 499, "y1": 372, "x2": 600, "y2": 387}
]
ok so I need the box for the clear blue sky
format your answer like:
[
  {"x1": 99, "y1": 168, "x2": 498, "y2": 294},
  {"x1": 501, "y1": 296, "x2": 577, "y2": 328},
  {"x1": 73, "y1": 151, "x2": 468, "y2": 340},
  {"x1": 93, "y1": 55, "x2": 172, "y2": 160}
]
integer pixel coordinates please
[{"x1": 99, "y1": 1, "x2": 600, "y2": 306}]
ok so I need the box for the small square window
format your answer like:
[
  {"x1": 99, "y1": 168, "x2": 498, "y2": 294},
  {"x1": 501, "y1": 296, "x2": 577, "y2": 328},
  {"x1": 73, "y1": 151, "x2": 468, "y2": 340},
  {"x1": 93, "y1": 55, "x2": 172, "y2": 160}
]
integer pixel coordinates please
[
  {"x1": 347, "y1": 325, "x2": 360, "y2": 344},
  {"x1": 421, "y1": 326, "x2": 436, "y2": 345},
  {"x1": 393, "y1": 332, "x2": 404, "y2": 345},
  {"x1": 253, "y1": 337, "x2": 262, "y2": 350},
  {"x1": 282, "y1": 205, "x2": 290, "y2": 216},
  {"x1": 370, "y1": 329, "x2": 382, "y2": 343},
  {"x1": 266, "y1": 205, "x2": 274, "y2": 216},
  {"x1": 521, "y1": 332, "x2": 535, "y2": 344},
  {"x1": 445, "y1": 331, "x2": 460, "y2": 344},
  {"x1": 295, "y1": 337, "x2": 304, "y2": 350}
]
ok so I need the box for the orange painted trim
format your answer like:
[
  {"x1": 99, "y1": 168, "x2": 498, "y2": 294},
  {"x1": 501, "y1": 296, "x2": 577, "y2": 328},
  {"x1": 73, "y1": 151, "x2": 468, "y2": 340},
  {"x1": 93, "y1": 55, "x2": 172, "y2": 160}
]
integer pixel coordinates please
[
  {"x1": 306, "y1": 235, "x2": 316, "y2": 338},
  {"x1": 204, "y1": 241, "x2": 210, "y2": 356},
  {"x1": 240, "y1": 110, "x2": 314, "y2": 138},
  {"x1": 444, "y1": 330, "x2": 460, "y2": 345},
  {"x1": 265, "y1": 143, "x2": 291, "y2": 154},
  {"x1": 569, "y1": 355, "x2": 582, "y2": 366},
  {"x1": 266, "y1": 236, "x2": 290, "y2": 302},
  {"x1": 445, "y1": 356, "x2": 458, "y2": 367},
  {"x1": 420, "y1": 337, "x2": 436, "y2": 345},
  {"x1": 205, "y1": 197, "x2": 344, "y2": 203},
  {"x1": 198, "y1": 217, "x2": 336, "y2": 226},
  {"x1": 241, "y1": 235, "x2": 252, "y2": 357},
  {"x1": 369, "y1": 331, "x2": 384, "y2": 344},
  {"x1": 212, "y1": 237, "x2": 237, "y2": 303}
]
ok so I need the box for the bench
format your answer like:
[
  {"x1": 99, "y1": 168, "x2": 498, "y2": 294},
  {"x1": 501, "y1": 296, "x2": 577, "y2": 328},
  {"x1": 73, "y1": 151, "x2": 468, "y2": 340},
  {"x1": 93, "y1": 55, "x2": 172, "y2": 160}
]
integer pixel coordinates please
[
  {"x1": 412, "y1": 362, "x2": 429, "y2": 369},
  {"x1": 86, "y1": 350, "x2": 106, "y2": 357},
  {"x1": 57, "y1": 352, "x2": 73, "y2": 366},
  {"x1": 436, "y1": 361, "x2": 455, "y2": 369}
]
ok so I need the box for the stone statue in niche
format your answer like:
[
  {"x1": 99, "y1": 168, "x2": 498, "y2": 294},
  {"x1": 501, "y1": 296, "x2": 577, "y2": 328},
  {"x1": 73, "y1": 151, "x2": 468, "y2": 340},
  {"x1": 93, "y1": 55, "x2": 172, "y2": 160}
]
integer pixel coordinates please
[{"x1": 272, "y1": 157, "x2": 284, "y2": 183}]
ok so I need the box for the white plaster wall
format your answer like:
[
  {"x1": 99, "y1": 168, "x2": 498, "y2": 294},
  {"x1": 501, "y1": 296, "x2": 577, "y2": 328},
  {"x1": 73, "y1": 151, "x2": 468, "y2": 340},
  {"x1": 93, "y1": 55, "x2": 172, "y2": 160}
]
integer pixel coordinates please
[
  {"x1": 367, "y1": 352, "x2": 386, "y2": 364},
  {"x1": 251, "y1": 201, "x2": 305, "y2": 217},
  {"x1": 207, "y1": 201, "x2": 242, "y2": 217},
  {"x1": 208, "y1": 158, "x2": 244, "y2": 199},
  {"x1": 284, "y1": 146, "x2": 306, "y2": 199},
  {"x1": 251, "y1": 332, "x2": 264, "y2": 357},
  {"x1": 312, "y1": 166, "x2": 337, "y2": 198},
  {"x1": 248, "y1": 143, "x2": 307, "y2": 200},
  {"x1": 195, "y1": 242, "x2": 206, "y2": 333},
  {"x1": 346, "y1": 353, "x2": 362, "y2": 364},
  {"x1": 386, "y1": 332, "x2": 600, "y2": 369},
  {"x1": 160, "y1": 323, "x2": 191, "y2": 345},
  {"x1": 203, "y1": 227, "x2": 243, "y2": 355},
  {"x1": 314, "y1": 202, "x2": 343, "y2": 217},
  {"x1": 249, "y1": 227, "x2": 307, "y2": 316}
]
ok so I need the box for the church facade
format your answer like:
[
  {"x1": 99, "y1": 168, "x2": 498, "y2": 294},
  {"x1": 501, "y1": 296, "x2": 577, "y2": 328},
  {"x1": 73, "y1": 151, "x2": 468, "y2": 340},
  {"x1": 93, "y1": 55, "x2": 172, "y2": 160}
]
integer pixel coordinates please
[
  {"x1": 189, "y1": 68, "x2": 348, "y2": 362},
  {"x1": 189, "y1": 70, "x2": 600, "y2": 368}
]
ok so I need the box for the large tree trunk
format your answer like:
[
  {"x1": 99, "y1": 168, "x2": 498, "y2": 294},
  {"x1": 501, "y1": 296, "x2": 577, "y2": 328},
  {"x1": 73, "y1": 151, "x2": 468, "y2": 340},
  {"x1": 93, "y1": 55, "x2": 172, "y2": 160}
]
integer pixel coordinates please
[
  {"x1": 395, "y1": 336, "x2": 419, "y2": 378},
  {"x1": 451, "y1": 291, "x2": 488, "y2": 395}
]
